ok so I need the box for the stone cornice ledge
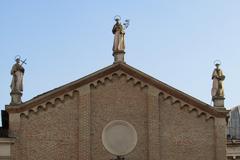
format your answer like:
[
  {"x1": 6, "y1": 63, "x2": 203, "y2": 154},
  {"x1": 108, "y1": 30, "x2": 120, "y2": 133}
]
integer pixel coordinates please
[
  {"x1": 5, "y1": 63, "x2": 228, "y2": 118},
  {"x1": 0, "y1": 137, "x2": 16, "y2": 144}
]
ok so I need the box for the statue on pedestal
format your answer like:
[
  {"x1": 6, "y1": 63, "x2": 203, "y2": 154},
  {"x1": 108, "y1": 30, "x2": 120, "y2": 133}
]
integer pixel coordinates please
[
  {"x1": 10, "y1": 56, "x2": 26, "y2": 105},
  {"x1": 112, "y1": 16, "x2": 129, "y2": 53},
  {"x1": 211, "y1": 61, "x2": 225, "y2": 99}
]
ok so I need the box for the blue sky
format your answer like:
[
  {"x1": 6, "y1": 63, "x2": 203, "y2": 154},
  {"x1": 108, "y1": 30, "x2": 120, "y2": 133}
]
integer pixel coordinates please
[{"x1": 0, "y1": 0, "x2": 240, "y2": 125}]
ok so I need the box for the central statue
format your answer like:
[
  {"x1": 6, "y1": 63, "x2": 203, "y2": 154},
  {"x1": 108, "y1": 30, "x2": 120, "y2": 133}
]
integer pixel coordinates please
[{"x1": 112, "y1": 16, "x2": 129, "y2": 52}]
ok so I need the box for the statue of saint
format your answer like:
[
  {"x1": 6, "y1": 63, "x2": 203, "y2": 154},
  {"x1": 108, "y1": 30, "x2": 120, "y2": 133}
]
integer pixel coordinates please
[
  {"x1": 211, "y1": 63, "x2": 225, "y2": 98},
  {"x1": 112, "y1": 18, "x2": 125, "y2": 52},
  {"x1": 10, "y1": 58, "x2": 25, "y2": 93}
]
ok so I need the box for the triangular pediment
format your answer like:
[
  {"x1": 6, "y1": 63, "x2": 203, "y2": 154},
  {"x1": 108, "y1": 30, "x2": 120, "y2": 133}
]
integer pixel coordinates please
[{"x1": 6, "y1": 63, "x2": 227, "y2": 118}]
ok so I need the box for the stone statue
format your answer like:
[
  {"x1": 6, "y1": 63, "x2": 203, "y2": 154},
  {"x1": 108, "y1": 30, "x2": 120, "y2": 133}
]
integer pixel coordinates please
[
  {"x1": 11, "y1": 58, "x2": 25, "y2": 93},
  {"x1": 211, "y1": 63, "x2": 225, "y2": 99},
  {"x1": 10, "y1": 57, "x2": 25, "y2": 105},
  {"x1": 112, "y1": 16, "x2": 129, "y2": 52}
]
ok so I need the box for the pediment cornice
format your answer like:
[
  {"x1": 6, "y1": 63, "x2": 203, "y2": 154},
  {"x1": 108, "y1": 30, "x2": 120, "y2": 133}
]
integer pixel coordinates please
[{"x1": 6, "y1": 63, "x2": 228, "y2": 118}]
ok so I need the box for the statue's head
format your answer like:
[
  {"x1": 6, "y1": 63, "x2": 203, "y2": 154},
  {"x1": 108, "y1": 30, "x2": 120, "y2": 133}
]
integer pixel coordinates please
[
  {"x1": 16, "y1": 58, "x2": 20, "y2": 63},
  {"x1": 215, "y1": 63, "x2": 220, "y2": 69},
  {"x1": 214, "y1": 60, "x2": 221, "y2": 69},
  {"x1": 114, "y1": 15, "x2": 121, "y2": 24}
]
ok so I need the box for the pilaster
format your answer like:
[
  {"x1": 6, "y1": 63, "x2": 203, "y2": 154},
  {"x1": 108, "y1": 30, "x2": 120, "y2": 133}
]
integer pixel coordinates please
[
  {"x1": 147, "y1": 86, "x2": 160, "y2": 160},
  {"x1": 214, "y1": 117, "x2": 227, "y2": 160},
  {"x1": 6, "y1": 111, "x2": 20, "y2": 138},
  {"x1": 78, "y1": 85, "x2": 91, "y2": 160}
]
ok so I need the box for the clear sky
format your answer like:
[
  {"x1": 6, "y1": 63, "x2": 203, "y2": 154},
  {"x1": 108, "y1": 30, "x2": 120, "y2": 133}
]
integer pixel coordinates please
[{"x1": 0, "y1": 0, "x2": 240, "y2": 125}]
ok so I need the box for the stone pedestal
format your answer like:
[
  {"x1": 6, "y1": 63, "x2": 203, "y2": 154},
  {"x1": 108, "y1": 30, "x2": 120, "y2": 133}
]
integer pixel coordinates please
[
  {"x1": 213, "y1": 96, "x2": 225, "y2": 111},
  {"x1": 10, "y1": 91, "x2": 22, "y2": 105},
  {"x1": 113, "y1": 51, "x2": 125, "y2": 63}
]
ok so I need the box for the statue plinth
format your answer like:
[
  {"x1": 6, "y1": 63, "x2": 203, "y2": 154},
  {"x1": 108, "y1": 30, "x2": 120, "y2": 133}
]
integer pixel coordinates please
[
  {"x1": 10, "y1": 91, "x2": 22, "y2": 105},
  {"x1": 212, "y1": 96, "x2": 225, "y2": 109},
  {"x1": 113, "y1": 51, "x2": 125, "y2": 63}
]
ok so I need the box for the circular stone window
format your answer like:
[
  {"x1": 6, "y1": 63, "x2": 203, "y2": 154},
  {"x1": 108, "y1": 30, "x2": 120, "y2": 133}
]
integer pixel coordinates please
[{"x1": 102, "y1": 120, "x2": 138, "y2": 156}]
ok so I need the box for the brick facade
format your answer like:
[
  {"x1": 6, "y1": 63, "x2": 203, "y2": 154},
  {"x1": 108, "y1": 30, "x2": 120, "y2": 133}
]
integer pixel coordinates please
[
  {"x1": 13, "y1": 95, "x2": 79, "y2": 159},
  {"x1": 5, "y1": 63, "x2": 227, "y2": 160},
  {"x1": 91, "y1": 75, "x2": 148, "y2": 160}
]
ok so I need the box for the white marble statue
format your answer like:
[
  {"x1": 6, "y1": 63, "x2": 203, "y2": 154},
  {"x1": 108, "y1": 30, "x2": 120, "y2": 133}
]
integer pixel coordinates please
[
  {"x1": 112, "y1": 18, "x2": 125, "y2": 52},
  {"x1": 10, "y1": 58, "x2": 25, "y2": 93},
  {"x1": 211, "y1": 63, "x2": 225, "y2": 98}
]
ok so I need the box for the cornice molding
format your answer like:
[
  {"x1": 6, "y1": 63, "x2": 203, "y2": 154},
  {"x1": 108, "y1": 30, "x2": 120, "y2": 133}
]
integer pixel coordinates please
[
  {"x1": 19, "y1": 90, "x2": 79, "y2": 118},
  {"x1": 89, "y1": 70, "x2": 148, "y2": 90},
  {"x1": 159, "y1": 93, "x2": 214, "y2": 121},
  {"x1": 6, "y1": 63, "x2": 227, "y2": 119}
]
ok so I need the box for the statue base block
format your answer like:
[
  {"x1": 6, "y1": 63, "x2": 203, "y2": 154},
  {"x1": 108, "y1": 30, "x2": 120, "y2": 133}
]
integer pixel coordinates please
[
  {"x1": 10, "y1": 92, "x2": 22, "y2": 105},
  {"x1": 213, "y1": 96, "x2": 225, "y2": 108},
  {"x1": 113, "y1": 51, "x2": 125, "y2": 63}
]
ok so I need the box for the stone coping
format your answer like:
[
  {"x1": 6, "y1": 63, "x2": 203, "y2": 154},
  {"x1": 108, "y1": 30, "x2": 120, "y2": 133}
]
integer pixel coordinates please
[
  {"x1": 0, "y1": 138, "x2": 15, "y2": 144},
  {"x1": 6, "y1": 63, "x2": 228, "y2": 118}
]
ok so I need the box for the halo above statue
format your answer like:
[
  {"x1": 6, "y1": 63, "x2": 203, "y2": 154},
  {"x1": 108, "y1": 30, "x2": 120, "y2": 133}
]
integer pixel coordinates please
[
  {"x1": 214, "y1": 60, "x2": 222, "y2": 66},
  {"x1": 114, "y1": 15, "x2": 121, "y2": 21},
  {"x1": 15, "y1": 55, "x2": 21, "y2": 61}
]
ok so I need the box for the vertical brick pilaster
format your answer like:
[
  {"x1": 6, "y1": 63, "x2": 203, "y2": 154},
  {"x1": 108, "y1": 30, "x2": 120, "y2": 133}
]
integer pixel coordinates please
[
  {"x1": 7, "y1": 112, "x2": 19, "y2": 159},
  {"x1": 78, "y1": 85, "x2": 91, "y2": 160},
  {"x1": 214, "y1": 117, "x2": 227, "y2": 160},
  {"x1": 147, "y1": 86, "x2": 160, "y2": 160},
  {"x1": 7, "y1": 112, "x2": 20, "y2": 138}
]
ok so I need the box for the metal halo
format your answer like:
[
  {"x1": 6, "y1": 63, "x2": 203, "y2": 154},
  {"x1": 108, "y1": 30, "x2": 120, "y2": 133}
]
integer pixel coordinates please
[
  {"x1": 114, "y1": 15, "x2": 121, "y2": 21},
  {"x1": 214, "y1": 59, "x2": 222, "y2": 66},
  {"x1": 15, "y1": 55, "x2": 21, "y2": 60}
]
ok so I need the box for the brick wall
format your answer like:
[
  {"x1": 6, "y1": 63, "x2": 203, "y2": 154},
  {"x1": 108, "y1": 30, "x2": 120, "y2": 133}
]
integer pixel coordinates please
[
  {"x1": 13, "y1": 95, "x2": 79, "y2": 160},
  {"x1": 8, "y1": 72, "x2": 223, "y2": 160},
  {"x1": 159, "y1": 96, "x2": 215, "y2": 160},
  {"x1": 90, "y1": 75, "x2": 148, "y2": 160}
]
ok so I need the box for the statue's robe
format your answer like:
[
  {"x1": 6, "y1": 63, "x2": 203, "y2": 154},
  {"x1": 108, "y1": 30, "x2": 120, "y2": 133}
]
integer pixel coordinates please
[
  {"x1": 10, "y1": 63, "x2": 24, "y2": 93},
  {"x1": 112, "y1": 23, "x2": 125, "y2": 52},
  {"x1": 211, "y1": 68, "x2": 224, "y2": 97}
]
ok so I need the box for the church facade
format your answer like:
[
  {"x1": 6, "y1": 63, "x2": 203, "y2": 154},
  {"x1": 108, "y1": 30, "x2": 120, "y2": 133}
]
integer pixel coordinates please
[
  {"x1": 4, "y1": 62, "x2": 228, "y2": 160},
  {"x1": 0, "y1": 19, "x2": 229, "y2": 160}
]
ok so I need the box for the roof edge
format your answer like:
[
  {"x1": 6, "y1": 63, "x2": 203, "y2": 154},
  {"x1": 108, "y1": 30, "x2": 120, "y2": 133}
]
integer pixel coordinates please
[{"x1": 6, "y1": 63, "x2": 228, "y2": 118}]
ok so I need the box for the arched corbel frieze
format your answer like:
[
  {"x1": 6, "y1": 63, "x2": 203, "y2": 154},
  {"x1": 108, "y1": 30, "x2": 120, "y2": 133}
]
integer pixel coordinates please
[
  {"x1": 19, "y1": 90, "x2": 79, "y2": 118},
  {"x1": 158, "y1": 91, "x2": 214, "y2": 121},
  {"x1": 89, "y1": 71, "x2": 148, "y2": 91}
]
